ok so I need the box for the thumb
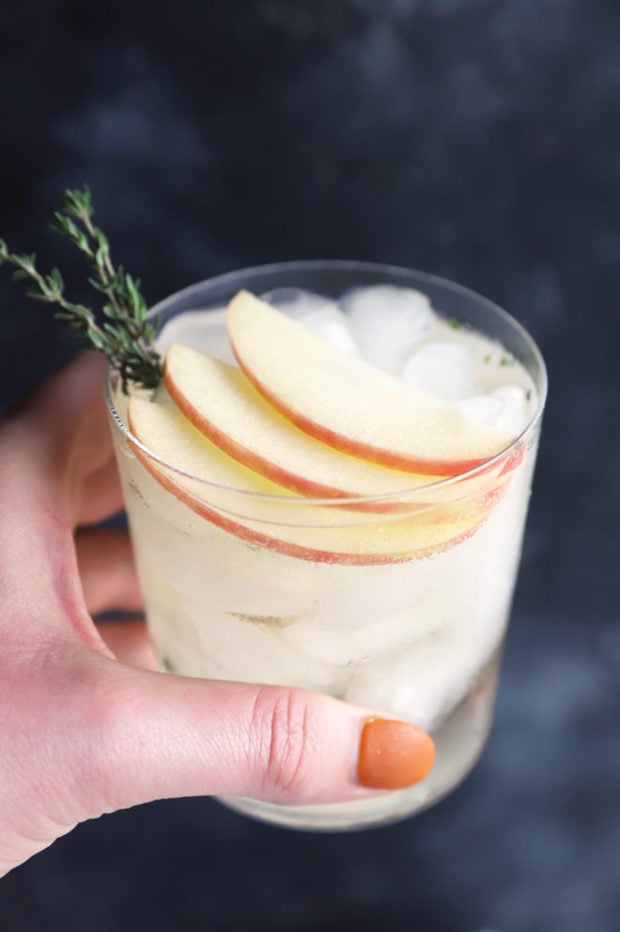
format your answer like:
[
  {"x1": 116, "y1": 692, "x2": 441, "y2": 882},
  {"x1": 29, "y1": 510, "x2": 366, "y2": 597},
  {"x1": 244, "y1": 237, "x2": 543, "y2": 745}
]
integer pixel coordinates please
[{"x1": 82, "y1": 658, "x2": 435, "y2": 815}]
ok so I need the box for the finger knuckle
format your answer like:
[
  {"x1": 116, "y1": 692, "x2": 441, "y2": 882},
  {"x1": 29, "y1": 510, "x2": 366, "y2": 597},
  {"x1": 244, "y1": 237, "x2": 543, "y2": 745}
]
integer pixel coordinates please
[{"x1": 251, "y1": 688, "x2": 320, "y2": 801}]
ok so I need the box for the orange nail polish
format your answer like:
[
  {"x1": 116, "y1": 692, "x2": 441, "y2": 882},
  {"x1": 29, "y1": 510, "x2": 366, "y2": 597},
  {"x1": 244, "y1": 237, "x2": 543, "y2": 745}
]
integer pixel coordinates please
[{"x1": 357, "y1": 718, "x2": 435, "y2": 790}]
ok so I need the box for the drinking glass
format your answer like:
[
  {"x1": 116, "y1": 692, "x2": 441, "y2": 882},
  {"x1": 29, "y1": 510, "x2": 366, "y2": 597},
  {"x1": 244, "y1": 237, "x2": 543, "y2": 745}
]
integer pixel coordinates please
[{"x1": 106, "y1": 261, "x2": 546, "y2": 830}]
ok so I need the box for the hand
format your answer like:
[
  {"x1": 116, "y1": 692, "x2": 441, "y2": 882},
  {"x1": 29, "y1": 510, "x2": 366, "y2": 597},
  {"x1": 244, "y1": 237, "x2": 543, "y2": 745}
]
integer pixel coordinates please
[{"x1": 0, "y1": 353, "x2": 434, "y2": 876}]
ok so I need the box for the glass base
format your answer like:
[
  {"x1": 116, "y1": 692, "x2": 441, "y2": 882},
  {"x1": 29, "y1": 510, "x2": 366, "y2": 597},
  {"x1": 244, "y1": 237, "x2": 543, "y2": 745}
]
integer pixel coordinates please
[{"x1": 217, "y1": 656, "x2": 500, "y2": 831}]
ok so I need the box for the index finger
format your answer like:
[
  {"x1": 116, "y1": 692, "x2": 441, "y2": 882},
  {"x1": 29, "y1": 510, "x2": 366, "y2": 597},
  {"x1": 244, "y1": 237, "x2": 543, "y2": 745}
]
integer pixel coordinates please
[
  {"x1": 0, "y1": 354, "x2": 120, "y2": 617},
  {"x1": 2, "y1": 352, "x2": 117, "y2": 527}
]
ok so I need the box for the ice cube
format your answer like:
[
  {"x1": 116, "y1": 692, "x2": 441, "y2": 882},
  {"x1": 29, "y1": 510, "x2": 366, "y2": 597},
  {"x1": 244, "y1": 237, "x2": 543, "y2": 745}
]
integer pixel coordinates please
[
  {"x1": 261, "y1": 287, "x2": 326, "y2": 316},
  {"x1": 402, "y1": 340, "x2": 476, "y2": 400},
  {"x1": 192, "y1": 608, "x2": 343, "y2": 694},
  {"x1": 491, "y1": 385, "x2": 531, "y2": 436},
  {"x1": 345, "y1": 642, "x2": 454, "y2": 733},
  {"x1": 156, "y1": 308, "x2": 236, "y2": 364},
  {"x1": 344, "y1": 533, "x2": 516, "y2": 730},
  {"x1": 456, "y1": 394, "x2": 504, "y2": 430},
  {"x1": 298, "y1": 305, "x2": 360, "y2": 355},
  {"x1": 341, "y1": 285, "x2": 433, "y2": 373},
  {"x1": 281, "y1": 602, "x2": 442, "y2": 667},
  {"x1": 457, "y1": 385, "x2": 530, "y2": 437},
  {"x1": 262, "y1": 287, "x2": 359, "y2": 356},
  {"x1": 345, "y1": 613, "x2": 503, "y2": 732}
]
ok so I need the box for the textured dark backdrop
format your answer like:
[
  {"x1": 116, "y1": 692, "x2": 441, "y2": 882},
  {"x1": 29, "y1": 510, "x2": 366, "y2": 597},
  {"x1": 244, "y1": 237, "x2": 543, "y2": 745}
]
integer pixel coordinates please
[{"x1": 1, "y1": 2, "x2": 619, "y2": 930}]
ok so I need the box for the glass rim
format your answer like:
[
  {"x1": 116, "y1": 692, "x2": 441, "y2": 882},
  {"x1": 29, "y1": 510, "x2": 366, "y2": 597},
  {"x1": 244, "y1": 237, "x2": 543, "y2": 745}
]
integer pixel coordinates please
[{"x1": 105, "y1": 259, "x2": 547, "y2": 508}]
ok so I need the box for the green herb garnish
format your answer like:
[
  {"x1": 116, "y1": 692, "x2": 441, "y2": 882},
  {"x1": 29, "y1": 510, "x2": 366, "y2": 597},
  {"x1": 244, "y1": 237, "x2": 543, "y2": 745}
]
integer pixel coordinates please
[
  {"x1": 0, "y1": 185, "x2": 162, "y2": 393},
  {"x1": 448, "y1": 317, "x2": 461, "y2": 330},
  {"x1": 500, "y1": 354, "x2": 515, "y2": 367}
]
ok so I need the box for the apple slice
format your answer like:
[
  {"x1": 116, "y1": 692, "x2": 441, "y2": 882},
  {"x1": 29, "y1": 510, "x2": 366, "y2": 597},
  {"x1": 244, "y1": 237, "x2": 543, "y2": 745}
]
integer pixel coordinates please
[
  {"x1": 164, "y1": 342, "x2": 441, "y2": 510},
  {"x1": 227, "y1": 290, "x2": 513, "y2": 476},
  {"x1": 127, "y1": 398, "x2": 492, "y2": 565}
]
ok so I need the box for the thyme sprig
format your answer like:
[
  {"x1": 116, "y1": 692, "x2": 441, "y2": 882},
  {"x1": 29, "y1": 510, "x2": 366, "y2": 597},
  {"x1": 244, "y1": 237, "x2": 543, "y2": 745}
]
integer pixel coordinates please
[{"x1": 0, "y1": 185, "x2": 162, "y2": 392}]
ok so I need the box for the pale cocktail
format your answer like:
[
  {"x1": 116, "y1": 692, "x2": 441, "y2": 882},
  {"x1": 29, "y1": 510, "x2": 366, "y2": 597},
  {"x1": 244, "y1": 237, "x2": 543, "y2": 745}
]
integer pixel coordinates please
[{"x1": 106, "y1": 261, "x2": 546, "y2": 830}]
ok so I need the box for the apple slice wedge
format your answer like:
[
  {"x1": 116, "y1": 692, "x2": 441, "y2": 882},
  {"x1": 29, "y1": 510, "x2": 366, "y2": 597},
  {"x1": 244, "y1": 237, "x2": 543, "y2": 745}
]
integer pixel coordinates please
[
  {"x1": 227, "y1": 290, "x2": 512, "y2": 476},
  {"x1": 128, "y1": 398, "x2": 492, "y2": 565},
  {"x1": 164, "y1": 342, "x2": 441, "y2": 510}
]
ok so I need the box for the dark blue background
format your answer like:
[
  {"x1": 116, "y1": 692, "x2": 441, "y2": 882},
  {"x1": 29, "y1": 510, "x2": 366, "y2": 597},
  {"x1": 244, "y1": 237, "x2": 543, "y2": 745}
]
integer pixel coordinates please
[{"x1": 1, "y1": 2, "x2": 619, "y2": 930}]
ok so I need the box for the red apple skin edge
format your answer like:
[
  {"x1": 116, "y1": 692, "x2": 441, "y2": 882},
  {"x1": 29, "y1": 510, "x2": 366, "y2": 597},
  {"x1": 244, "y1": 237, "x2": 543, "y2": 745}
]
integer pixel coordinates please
[
  {"x1": 126, "y1": 418, "x2": 492, "y2": 566},
  {"x1": 230, "y1": 345, "x2": 504, "y2": 478},
  {"x1": 164, "y1": 362, "x2": 438, "y2": 515},
  {"x1": 164, "y1": 355, "x2": 522, "y2": 514}
]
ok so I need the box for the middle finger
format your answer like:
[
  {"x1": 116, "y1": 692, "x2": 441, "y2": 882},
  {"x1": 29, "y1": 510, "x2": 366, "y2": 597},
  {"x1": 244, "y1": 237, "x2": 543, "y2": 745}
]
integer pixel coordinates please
[{"x1": 75, "y1": 527, "x2": 142, "y2": 616}]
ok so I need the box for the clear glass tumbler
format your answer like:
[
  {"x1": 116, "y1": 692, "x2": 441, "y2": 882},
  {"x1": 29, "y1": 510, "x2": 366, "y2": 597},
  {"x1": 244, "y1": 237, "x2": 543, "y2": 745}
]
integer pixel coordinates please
[{"x1": 106, "y1": 261, "x2": 547, "y2": 830}]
